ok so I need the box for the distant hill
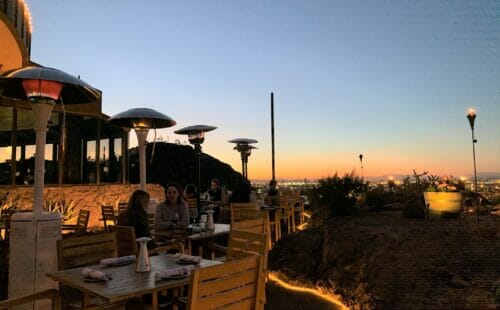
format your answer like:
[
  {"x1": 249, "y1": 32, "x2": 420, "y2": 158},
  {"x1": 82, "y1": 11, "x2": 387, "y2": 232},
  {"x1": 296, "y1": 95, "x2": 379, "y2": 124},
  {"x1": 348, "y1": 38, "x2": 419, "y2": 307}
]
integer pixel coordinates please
[{"x1": 129, "y1": 142, "x2": 245, "y2": 192}]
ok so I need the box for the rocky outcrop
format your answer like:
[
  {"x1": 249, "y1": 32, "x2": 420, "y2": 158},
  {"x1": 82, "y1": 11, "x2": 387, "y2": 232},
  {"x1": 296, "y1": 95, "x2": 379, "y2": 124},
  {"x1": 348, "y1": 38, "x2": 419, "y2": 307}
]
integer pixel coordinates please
[{"x1": 269, "y1": 212, "x2": 500, "y2": 309}]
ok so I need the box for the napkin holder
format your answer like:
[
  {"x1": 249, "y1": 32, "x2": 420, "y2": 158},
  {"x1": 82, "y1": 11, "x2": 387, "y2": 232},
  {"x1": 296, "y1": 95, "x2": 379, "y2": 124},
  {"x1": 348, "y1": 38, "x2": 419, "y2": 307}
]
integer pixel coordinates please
[{"x1": 136, "y1": 237, "x2": 151, "y2": 273}]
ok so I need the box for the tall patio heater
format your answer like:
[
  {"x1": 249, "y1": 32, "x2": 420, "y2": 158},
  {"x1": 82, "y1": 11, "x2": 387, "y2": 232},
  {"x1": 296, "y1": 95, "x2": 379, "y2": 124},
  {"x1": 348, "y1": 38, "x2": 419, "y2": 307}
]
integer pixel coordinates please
[
  {"x1": 108, "y1": 108, "x2": 176, "y2": 190},
  {"x1": 0, "y1": 66, "x2": 101, "y2": 306},
  {"x1": 175, "y1": 125, "x2": 217, "y2": 217},
  {"x1": 228, "y1": 138, "x2": 258, "y2": 179}
]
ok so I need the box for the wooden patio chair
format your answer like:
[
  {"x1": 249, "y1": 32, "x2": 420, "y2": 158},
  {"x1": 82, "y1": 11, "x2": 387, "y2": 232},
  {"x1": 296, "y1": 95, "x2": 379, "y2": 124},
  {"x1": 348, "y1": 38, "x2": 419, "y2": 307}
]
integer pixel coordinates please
[
  {"x1": 278, "y1": 197, "x2": 295, "y2": 234},
  {"x1": 109, "y1": 225, "x2": 139, "y2": 257},
  {"x1": 186, "y1": 254, "x2": 264, "y2": 310},
  {"x1": 57, "y1": 232, "x2": 118, "y2": 309},
  {"x1": 292, "y1": 192, "x2": 305, "y2": 225},
  {"x1": 0, "y1": 289, "x2": 62, "y2": 310},
  {"x1": 61, "y1": 209, "x2": 90, "y2": 236},
  {"x1": 100, "y1": 205, "x2": 116, "y2": 231}
]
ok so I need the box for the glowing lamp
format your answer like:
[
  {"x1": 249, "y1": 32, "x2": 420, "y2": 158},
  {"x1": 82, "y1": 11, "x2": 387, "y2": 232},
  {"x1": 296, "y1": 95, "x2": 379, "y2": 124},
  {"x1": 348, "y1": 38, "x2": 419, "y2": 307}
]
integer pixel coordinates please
[
  {"x1": 22, "y1": 79, "x2": 63, "y2": 101},
  {"x1": 108, "y1": 108, "x2": 176, "y2": 190}
]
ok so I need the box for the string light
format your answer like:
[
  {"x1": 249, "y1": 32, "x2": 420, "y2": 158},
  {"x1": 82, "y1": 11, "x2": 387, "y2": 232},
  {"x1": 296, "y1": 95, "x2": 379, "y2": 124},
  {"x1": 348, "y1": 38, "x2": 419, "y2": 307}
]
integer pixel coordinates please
[{"x1": 268, "y1": 272, "x2": 349, "y2": 309}]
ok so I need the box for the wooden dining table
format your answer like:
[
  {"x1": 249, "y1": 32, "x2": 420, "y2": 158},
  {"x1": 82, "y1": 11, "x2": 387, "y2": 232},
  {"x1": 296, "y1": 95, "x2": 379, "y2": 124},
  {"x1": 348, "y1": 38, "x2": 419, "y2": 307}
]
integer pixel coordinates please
[
  {"x1": 154, "y1": 223, "x2": 230, "y2": 255},
  {"x1": 46, "y1": 254, "x2": 221, "y2": 309}
]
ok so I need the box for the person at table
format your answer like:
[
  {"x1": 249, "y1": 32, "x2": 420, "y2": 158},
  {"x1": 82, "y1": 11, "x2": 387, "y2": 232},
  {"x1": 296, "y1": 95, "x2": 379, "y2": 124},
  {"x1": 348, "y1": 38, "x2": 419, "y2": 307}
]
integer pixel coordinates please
[
  {"x1": 155, "y1": 182, "x2": 190, "y2": 231},
  {"x1": 117, "y1": 189, "x2": 156, "y2": 248},
  {"x1": 205, "y1": 178, "x2": 222, "y2": 202},
  {"x1": 183, "y1": 183, "x2": 197, "y2": 200},
  {"x1": 204, "y1": 178, "x2": 225, "y2": 221},
  {"x1": 264, "y1": 179, "x2": 280, "y2": 206},
  {"x1": 228, "y1": 180, "x2": 258, "y2": 203}
]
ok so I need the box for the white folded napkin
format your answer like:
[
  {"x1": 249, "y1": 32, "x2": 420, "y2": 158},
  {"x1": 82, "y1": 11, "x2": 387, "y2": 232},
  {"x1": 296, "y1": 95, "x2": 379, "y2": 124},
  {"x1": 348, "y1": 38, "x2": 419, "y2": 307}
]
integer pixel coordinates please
[
  {"x1": 154, "y1": 265, "x2": 195, "y2": 281},
  {"x1": 174, "y1": 253, "x2": 201, "y2": 264},
  {"x1": 81, "y1": 267, "x2": 112, "y2": 281},
  {"x1": 99, "y1": 255, "x2": 136, "y2": 266}
]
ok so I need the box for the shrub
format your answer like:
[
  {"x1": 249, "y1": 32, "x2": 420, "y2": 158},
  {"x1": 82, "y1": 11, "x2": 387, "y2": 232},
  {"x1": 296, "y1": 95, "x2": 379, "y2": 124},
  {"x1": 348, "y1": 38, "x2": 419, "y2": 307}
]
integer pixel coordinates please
[{"x1": 308, "y1": 172, "x2": 365, "y2": 221}]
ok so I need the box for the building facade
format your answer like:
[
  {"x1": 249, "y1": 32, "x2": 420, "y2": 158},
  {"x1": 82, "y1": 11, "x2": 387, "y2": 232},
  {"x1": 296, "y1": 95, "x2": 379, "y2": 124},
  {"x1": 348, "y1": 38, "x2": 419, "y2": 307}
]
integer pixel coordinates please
[{"x1": 0, "y1": 0, "x2": 129, "y2": 186}]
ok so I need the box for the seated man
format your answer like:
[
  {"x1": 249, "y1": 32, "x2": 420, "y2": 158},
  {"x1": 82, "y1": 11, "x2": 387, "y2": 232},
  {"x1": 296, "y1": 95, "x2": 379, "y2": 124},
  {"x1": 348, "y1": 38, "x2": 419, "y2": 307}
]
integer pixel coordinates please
[
  {"x1": 264, "y1": 179, "x2": 280, "y2": 206},
  {"x1": 205, "y1": 179, "x2": 224, "y2": 221}
]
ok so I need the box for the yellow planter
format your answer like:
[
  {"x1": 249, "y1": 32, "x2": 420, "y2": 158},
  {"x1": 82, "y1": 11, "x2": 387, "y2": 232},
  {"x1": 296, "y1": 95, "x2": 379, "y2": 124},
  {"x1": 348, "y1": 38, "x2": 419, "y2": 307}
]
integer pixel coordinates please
[{"x1": 423, "y1": 192, "x2": 462, "y2": 218}]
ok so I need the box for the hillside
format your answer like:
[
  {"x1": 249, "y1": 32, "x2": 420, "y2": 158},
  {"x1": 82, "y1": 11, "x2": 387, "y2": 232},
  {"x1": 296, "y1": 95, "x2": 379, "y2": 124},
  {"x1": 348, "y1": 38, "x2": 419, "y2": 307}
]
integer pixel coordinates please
[
  {"x1": 128, "y1": 142, "x2": 245, "y2": 191},
  {"x1": 269, "y1": 211, "x2": 500, "y2": 309}
]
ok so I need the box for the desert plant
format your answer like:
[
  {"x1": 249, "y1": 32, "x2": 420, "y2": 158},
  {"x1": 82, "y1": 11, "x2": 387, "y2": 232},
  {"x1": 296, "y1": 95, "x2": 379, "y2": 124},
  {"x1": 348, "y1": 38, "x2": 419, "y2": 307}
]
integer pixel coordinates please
[
  {"x1": 308, "y1": 172, "x2": 365, "y2": 221},
  {"x1": 44, "y1": 197, "x2": 79, "y2": 222},
  {"x1": 401, "y1": 170, "x2": 427, "y2": 219}
]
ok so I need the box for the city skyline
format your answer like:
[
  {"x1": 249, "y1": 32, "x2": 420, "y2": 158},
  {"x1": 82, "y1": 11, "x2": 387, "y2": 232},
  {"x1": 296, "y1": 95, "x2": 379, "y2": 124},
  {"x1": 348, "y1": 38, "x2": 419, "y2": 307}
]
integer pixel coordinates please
[{"x1": 21, "y1": 0, "x2": 500, "y2": 180}]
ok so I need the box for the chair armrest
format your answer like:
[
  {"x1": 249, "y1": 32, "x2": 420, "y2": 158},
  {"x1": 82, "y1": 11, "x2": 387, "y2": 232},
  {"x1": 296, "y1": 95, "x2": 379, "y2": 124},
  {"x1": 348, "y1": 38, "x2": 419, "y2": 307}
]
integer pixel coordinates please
[
  {"x1": 148, "y1": 242, "x2": 185, "y2": 255},
  {"x1": 207, "y1": 242, "x2": 227, "y2": 255},
  {"x1": 0, "y1": 289, "x2": 61, "y2": 310}
]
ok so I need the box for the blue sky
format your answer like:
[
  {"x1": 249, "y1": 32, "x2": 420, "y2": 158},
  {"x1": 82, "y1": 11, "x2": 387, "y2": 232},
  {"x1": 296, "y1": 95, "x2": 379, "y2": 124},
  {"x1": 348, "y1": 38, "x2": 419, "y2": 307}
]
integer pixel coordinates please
[{"x1": 26, "y1": 0, "x2": 500, "y2": 180}]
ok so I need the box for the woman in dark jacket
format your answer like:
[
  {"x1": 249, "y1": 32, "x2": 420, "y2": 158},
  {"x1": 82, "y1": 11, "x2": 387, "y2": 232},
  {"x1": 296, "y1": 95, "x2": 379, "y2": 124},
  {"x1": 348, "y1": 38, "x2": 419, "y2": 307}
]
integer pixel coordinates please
[{"x1": 117, "y1": 189, "x2": 152, "y2": 239}]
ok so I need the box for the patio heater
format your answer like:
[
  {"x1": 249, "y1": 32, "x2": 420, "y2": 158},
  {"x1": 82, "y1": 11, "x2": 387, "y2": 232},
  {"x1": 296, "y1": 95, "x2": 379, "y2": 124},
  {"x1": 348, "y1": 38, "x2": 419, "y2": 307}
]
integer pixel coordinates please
[
  {"x1": 174, "y1": 125, "x2": 217, "y2": 217},
  {"x1": 0, "y1": 66, "x2": 101, "y2": 306},
  {"x1": 108, "y1": 108, "x2": 176, "y2": 190},
  {"x1": 228, "y1": 138, "x2": 258, "y2": 179}
]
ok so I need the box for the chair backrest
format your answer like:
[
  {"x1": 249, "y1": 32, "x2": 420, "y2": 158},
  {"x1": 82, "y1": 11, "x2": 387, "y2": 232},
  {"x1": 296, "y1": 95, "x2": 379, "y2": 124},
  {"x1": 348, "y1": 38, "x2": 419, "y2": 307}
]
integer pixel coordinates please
[
  {"x1": 57, "y1": 232, "x2": 118, "y2": 270},
  {"x1": 109, "y1": 225, "x2": 138, "y2": 257},
  {"x1": 186, "y1": 254, "x2": 263, "y2": 310},
  {"x1": 147, "y1": 213, "x2": 155, "y2": 234},
  {"x1": 226, "y1": 230, "x2": 267, "y2": 262},
  {"x1": 0, "y1": 209, "x2": 17, "y2": 241},
  {"x1": 185, "y1": 197, "x2": 198, "y2": 218},
  {"x1": 230, "y1": 202, "x2": 259, "y2": 211},
  {"x1": 101, "y1": 205, "x2": 116, "y2": 231},
  {"x1": 0, "y1": 288, "x2": 61, "y2": 310},
  {"x1": 117, "y1": 202, "x2": 128, "y2": 214},
  {"x1": 230, "y1": 208, "x2": 267, "y2": 234},
  {"x1": 75, "y1": 209, "x2": 90, "y2": 229}
]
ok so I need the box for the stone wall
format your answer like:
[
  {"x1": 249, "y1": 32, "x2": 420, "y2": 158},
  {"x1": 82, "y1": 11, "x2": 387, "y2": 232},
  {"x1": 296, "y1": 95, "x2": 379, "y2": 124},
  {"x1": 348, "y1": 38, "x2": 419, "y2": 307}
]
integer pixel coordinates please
[{"x1": 0, "y1": 184, "x2": 165, "y2": 228}]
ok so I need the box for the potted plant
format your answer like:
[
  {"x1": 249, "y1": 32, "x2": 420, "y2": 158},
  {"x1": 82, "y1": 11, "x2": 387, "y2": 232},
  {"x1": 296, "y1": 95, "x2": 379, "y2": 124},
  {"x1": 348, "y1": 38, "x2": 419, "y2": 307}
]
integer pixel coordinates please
[{"x1": 423, "y1": 175, "x2": 463, "y2": 219}]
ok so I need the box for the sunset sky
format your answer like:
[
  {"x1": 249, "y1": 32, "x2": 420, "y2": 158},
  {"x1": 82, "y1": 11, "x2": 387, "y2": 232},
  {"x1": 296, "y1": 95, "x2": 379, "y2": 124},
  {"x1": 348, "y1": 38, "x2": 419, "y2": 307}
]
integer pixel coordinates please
[{"x1": 26, "y1": 0, "x2": 499, "y2": 180}]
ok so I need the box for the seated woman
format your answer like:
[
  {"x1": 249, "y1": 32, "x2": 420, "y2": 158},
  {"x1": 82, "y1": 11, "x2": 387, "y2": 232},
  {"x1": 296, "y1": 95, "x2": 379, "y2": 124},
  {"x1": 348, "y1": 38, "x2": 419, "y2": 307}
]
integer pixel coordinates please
[
  {"x1": 155, "y1": 182, "x2": 190, "y2": 231},
  {"x1": 183, "y1": 183, "x2": 197, "y2": 200},
  {"x1": 117, "y1": 189, "x2": 152, "y2": 238},
  {"x1": 228, "y1": 180, "x2": 258, "y2": 204}
]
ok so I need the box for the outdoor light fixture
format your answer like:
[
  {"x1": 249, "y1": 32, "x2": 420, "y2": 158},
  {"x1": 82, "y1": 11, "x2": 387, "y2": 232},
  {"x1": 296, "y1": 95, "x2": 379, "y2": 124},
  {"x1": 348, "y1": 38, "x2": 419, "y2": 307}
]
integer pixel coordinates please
[
  {"x1": 175, "y1": 125, "x2": 217, "y2": 215},
  {"x1": 0, "y1": 66, "x2": 101, "y2": 302},
  {"x1": 466, "y1": 107, "x2": 479, "y2": 220},
  {"x1": 0, "y1": 66, "x2": 101, "y2": 217},
  {"x1": 108, "y1": 108, "x2": 176, "y2": 190},
  {"x1": 228, "y1": 138, "x2": 258, "y2": 179}
]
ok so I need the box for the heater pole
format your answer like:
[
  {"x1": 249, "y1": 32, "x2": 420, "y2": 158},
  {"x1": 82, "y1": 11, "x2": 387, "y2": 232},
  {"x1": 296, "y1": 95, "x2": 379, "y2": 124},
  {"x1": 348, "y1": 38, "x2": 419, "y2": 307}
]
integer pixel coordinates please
[{"x1": 271, "y1": 92, "x2": 275, "y2": 180}]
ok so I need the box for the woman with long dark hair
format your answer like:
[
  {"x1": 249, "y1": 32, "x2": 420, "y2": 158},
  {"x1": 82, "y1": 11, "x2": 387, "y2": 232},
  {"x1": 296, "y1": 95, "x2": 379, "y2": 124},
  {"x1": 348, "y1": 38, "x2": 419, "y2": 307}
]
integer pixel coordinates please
[
  {"x1": 117, "y1": 189, "x2": 151, "y2": 238},
  {"x1": 154, "y1": 182, "x2": 190, "y2": 231}
]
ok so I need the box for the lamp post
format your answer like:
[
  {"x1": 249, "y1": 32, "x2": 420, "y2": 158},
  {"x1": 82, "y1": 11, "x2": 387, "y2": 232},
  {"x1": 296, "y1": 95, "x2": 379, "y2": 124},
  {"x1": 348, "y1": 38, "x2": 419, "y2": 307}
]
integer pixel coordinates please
[
  {"x1": 175, "y1": 125, "x2": 217, "y2": 217},
  {"x1": 228, "y1": 138, "x2": 258, "y2": 179},
  {"x1": 0, "y1": 66, "x2": 101, "y2": 303},
  {"x1": 467, "y1": 107, "x2": 479, "y2": 220},
  {"x1": 108, "y1": 108, "x2": 176, "y2": 190}
]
